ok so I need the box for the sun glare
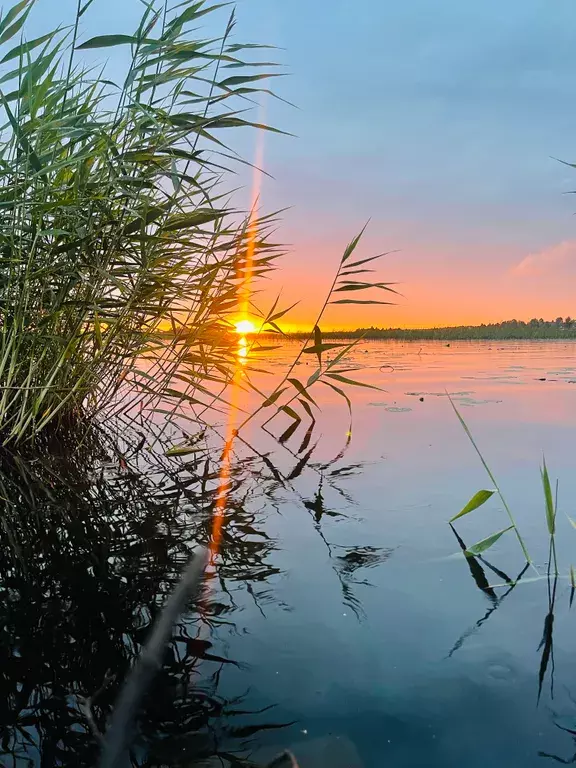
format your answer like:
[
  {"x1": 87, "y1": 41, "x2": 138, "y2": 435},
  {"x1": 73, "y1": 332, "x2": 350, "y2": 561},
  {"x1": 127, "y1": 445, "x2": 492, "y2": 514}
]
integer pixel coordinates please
[{"x1": 235, "y1": 319, "x2": 257, "y2": 335}]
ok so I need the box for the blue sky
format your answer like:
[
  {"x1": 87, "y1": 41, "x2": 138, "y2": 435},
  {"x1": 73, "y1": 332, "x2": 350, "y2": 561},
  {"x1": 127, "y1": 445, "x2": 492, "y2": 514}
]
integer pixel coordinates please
[{"x1": 28, "y1": 0, "x2": 576, "y2": 326}]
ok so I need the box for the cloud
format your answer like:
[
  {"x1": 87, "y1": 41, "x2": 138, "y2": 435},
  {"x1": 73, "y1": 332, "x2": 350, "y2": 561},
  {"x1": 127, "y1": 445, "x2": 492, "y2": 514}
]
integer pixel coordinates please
[{"x1": 512, "y1": 240, "x2": 576, "y2": 277}]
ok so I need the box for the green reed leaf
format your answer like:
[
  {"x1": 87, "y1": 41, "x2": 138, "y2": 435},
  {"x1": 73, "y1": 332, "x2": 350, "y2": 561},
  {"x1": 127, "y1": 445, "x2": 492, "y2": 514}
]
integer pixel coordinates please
[
  {"x1": 0, "y1": 0, "x2": 33, "y2": 46},
  {"x1": 321, "y1": 380, "x2": 352, "y2": 416},
  {"x1": 297, "y1": 398, "x2": 315, "y2": 421},
  {"x1": 267, "y1": 300, "x2": 299, "y2": 324},
  {"x1": 76, "y1": 34, "x2": 148, "y2": 50},
  {"x1": 167, "y1": 2, "x2": 230, "y2": 30},
  {"x1": 465, "y1": 526, "x2": 514, "y2": 557},
  {"x1": 281, "y1": 405, "x2": 301, "y2": 421},
  {"x1": 541, "y1": 459, "x2": 556, "y2": 535},
  {"x1": 79, "y1": 0, "x2": 96, "y2": 17},
  {"x1": 1, "y1": 31, "x2": 56, "y2": 63},
  {"x1": 161, "y1": 209, "x2": 226, "y2": 231},
  {"x1": 325, "y1": 373, "x2": 381, "y2": 390},
  {"x1": 287, "y1": 377, "x2": 316, "y2": 405},
  {"x1": 262, "y1": 387, "x2": 287, "y2": 407},
  {"x1": 449, "y1": 489, "x2": 495, "y2": 523},
  {"x1": 345, "y1": 250, "x2": 399, "y2": 269},
  {"x1": 340, "y1": 226, "x2": 366, "y2": 264}
]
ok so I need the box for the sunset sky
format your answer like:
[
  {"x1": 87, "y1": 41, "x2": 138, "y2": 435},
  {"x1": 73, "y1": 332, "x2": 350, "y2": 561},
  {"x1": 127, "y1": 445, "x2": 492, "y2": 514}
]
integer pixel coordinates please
[
  {"x1": 33, "y1": 0, "x2": 576, "y2": 329},
  {"x1": 236, "y1": 0, "x2": 576, "y2": 329}
]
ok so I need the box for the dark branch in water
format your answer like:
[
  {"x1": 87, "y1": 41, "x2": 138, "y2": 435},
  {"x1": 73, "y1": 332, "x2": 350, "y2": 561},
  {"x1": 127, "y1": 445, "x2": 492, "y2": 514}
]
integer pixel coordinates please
[
  {"x1": 98, "y1": 547, "x2": 209, "y2": 768},
  {"x1": 78, "y1": 669, "x2": 116, "y2": 744}
]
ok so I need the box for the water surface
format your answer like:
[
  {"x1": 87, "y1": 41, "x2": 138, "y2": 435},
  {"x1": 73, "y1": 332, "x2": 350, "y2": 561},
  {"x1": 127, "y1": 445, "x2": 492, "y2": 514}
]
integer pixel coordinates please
[
  {"x1": 4, "y1": 340, "x2": 576, "y2": 767},
  {"x1": 223, "y1": 340, "x2": 576, "y2": 767}
]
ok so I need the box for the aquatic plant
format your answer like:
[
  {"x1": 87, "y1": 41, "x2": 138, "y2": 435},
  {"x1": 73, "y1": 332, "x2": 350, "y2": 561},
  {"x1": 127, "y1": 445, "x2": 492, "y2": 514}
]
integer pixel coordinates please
[
  {"x1": 447, "y1": 394, "x2": 532, "y2": 564},
  {"x1": 0, "y1": 0, "x2": 392, "y2": 450},
  {"x1": 448, "y1": 397, "x2": 568, "y2": 584},
  {"x1": 0, "y1": 0, "x2": 287, "y2": 446}
]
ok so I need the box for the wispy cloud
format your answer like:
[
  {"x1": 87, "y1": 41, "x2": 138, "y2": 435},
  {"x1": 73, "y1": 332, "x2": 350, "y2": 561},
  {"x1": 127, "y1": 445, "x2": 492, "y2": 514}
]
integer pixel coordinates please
[{"x1": 511, "y1": 240, "x2": 576, "y2": 277}]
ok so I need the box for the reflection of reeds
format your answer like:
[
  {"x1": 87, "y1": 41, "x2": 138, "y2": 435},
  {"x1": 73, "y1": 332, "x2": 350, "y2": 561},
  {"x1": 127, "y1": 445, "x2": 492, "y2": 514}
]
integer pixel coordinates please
[
  {"x1": 99, "y1": 547, "x2": 209, "y2": 768},
  {"x1": 0, "y1": 424, "x2": 292, "y2": 765},
  {"x1": 0, "y1": 412, "x2": 385, "y2": 764}
]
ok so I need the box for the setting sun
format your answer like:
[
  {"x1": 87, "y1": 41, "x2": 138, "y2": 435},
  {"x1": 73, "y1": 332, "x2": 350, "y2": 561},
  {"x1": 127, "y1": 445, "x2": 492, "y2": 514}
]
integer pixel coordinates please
[{"x1": 234, "y1": 319, "x2": 257, "y2": 335}]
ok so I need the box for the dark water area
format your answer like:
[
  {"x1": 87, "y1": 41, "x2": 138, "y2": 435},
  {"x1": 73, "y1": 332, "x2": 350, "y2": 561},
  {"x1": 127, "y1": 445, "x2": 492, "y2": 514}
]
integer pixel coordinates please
[{"x1": 4, "y1": 341, "x2": 576, "y2": 766}]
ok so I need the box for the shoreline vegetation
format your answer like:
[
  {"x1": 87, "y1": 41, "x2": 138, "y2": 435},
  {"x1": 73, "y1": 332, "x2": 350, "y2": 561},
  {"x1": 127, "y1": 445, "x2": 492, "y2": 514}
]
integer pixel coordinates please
[
  {"x1": 277, "y1": 317, "x2": 576, "y2": 341},
  {"x1": 0, "y1": 0, "x2": 389, "y2": 449}
]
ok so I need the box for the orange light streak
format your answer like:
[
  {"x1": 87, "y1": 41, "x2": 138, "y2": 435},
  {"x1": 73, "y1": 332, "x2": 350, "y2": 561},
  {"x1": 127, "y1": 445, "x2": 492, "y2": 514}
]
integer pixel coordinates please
[
  {"x1": 209, "y1": 99, "x2": 267, "y2": 567},
  {"x1": 238, "y1": 101, "x2": 266, "y2": 322}
]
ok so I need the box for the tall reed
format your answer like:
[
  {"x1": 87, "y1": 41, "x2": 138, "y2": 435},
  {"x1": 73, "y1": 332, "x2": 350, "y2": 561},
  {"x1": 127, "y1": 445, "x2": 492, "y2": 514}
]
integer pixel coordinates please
[{"x1": 0, "y1": 0, "x2": 283, "y2": 446}]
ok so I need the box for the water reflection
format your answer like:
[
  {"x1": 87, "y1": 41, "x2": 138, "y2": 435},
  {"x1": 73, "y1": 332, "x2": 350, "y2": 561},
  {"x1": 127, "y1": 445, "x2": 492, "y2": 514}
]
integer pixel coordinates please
[
  {"x1": 4, "y1": 341, "x2": 576, "y2": 765},
  {"x1": 237, "y1": 335, "x2": 249, "y2": 365},
  {"x1": 0, "y1": 409, "x2": 386, "y2": 764},
  {"x1": 0, "y1": 426, "x2": 291, "y2": 766}
]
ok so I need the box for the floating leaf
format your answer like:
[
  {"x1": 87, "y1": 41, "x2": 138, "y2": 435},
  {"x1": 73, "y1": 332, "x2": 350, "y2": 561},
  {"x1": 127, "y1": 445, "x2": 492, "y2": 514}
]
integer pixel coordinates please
[
  {"x1": 449, "y1": 489, "x2": 495, "y2": 523},
  {"x1": 465, "y1": 526, "x2": 514, "y2": 557},
  {"x1": 165, "y1": 445, "x2": 201, "y2": 457}
]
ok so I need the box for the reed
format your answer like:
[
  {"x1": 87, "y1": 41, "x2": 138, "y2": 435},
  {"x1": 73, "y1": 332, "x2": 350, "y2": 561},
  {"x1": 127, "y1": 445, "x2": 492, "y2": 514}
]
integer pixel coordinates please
[{"x1": 0, "y1": 0, "x2": 284, "y2": 446}]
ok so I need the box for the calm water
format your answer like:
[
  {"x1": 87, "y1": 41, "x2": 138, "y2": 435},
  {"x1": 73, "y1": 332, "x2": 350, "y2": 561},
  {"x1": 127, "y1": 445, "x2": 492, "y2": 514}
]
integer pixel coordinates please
[{"x1": 4, "y1": 340, "x2": 576, "y2": 766}]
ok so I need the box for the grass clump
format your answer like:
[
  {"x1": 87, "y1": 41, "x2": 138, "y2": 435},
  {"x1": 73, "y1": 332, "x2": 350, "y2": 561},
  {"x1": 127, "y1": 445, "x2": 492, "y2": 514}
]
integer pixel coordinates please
[{"x1": 0, "y1": 0, "x2": 283, "y2": 447}]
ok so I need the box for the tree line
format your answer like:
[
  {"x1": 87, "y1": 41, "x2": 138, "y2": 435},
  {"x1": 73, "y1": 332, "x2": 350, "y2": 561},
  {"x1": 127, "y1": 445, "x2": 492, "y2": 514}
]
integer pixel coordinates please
[{"x1": 294, "y1": 318, "x2": 576, "y2": 340}]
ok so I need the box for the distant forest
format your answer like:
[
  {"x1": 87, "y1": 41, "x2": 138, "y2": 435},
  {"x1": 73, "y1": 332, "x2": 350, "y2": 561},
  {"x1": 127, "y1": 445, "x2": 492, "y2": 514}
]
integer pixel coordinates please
[{"x1": 290, "y1": 318, "x2": 576, "y2": 340}]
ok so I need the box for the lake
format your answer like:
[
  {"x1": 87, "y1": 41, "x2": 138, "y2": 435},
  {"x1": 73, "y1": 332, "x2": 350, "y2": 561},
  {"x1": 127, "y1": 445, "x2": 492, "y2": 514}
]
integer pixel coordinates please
[{"x1": 3, "y1": 340, "x2": 576, "y2": 767}]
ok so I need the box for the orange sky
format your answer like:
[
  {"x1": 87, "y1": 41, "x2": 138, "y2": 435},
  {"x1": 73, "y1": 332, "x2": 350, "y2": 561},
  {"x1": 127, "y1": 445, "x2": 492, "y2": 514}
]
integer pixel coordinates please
[
  {"x1": 252, "y1": 233, "x2": 576, "y2": 332},
  {"x1": 228, "y1": 0, "x2": 576, "y2": 334}
]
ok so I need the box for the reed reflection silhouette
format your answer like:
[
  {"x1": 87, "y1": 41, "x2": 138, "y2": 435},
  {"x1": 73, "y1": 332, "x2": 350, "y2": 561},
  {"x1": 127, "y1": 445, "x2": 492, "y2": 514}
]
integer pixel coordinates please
[
  {"x1": 0, "y1": 414, "x2": 386, "y2": 765},
  {"x1": 0, "y1": 426, "x2": 290, "y2": 766}
]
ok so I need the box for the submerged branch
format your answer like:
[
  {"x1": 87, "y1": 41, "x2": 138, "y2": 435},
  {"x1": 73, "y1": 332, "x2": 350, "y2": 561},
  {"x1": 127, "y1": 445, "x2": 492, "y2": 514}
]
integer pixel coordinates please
[{"x1": 98, "y1": 547, "x2": 209, "y2": 768}]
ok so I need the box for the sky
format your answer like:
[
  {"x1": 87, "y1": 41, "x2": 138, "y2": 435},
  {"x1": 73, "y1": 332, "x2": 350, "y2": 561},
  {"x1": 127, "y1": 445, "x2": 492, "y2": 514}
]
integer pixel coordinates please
[{"x1": 29, "y1": 0, "x2": 576, "y2": 329}]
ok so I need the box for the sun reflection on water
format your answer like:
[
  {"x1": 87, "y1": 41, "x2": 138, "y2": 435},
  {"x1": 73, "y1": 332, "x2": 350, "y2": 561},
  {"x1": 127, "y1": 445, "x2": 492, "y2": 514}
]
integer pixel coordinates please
[{"x1": 237, "y1": 336, "x2": 248, "y2": 365}]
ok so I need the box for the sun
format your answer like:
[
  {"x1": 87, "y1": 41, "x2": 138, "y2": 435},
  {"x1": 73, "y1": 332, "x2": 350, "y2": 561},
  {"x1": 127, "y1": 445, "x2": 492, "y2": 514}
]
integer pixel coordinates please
[{"x1": 234, "y1": 319, "x2": 257, "y2": 335}]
